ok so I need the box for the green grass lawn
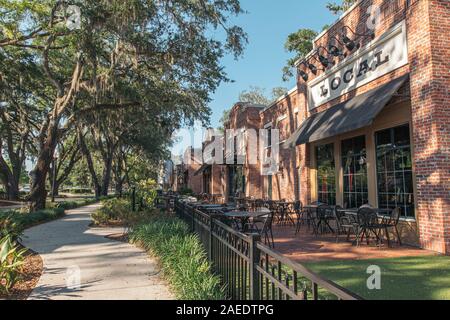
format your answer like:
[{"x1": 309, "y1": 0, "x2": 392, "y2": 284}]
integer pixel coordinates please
[{"x1": 304, "y1": 255, "x2": 450, "y2": 300}]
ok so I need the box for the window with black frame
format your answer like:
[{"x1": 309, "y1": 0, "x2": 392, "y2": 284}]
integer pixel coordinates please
[
  {"x1": 342, "y1": 136, "x2": 368, "y2": 208},
  {"x1": 316, "y1": 143, "x2": 336, "y2": 205},
  {"x1": 375, "y1": 124, "x2": 415, "y2": 218}
]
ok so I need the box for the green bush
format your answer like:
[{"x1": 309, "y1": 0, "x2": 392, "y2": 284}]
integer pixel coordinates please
[
  {"x1": 136, "y1": 179, "x2": 158, "y2": 209},
  {"x1": 52, "y1": 198, "x2": 98, "y2": 210},
  {"x1": 0, "y1": 198, "x2": 101, "y2": 238},
  {"x1": 0, "y1": 233, "x2": 27, "y2": 294},
  {"x1": 0, "y1": 208, "x2": 65, "y2": 237},
  {"x1": 91, "y1": 198, "x2": 131, "y2": 225},
  {"x1": 91, "y1": 210, "x2": 110, "y2": 225},
  {"x1": 129, "y1": 216, "x2": 225, "y2": 300},
  {"x1": 61, "y1": 188, "x2": 93, "y2": 194},
  {"x1": 179, "y1": 187, "x2": 194, "y2": 196},
  {"x1": 91, "y1": 197, "x2": 156, "y2": 226}
]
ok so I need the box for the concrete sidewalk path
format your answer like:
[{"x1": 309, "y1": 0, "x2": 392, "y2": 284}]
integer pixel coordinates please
[{"x1": 21, "y1": 203, "x2": 173, "y2": 300}]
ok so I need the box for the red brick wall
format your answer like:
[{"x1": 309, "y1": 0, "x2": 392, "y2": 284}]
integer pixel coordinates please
[
  {"x1": 205, "y1": 0, "x2": 450, "y2": 254},
  {"x1": 294, "y1": 0, "x2": 449, "y2": 254},
  {"x1": 211, "y1": 165, "x2": 225, "y2": 196},
  {"x1": 407, "y1": 0, "x2": 450, "y2": 254},
  {"x1": 260, "y1": 90, "x2": 301, "y2": 201},
  {"x1": 182, "y1": 148, "x2": 203, "y2": 195},
  {"x1": 186, "y1": 164, "x2": 202, "y2": 194},
  {"x1": 291, "y1": 0, "x2": 413, "y2": 208},
  {"x1": 225, "y1": 103, "x2": 264, "y2": 201}
]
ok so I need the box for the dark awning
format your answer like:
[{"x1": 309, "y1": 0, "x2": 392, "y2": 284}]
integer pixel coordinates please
[
  {"x1": 194, "y1": 164, "x2": 211, "y2": 176},
  {"x1": 283, "y1": 74, "x2": 409, "y2": 148}
]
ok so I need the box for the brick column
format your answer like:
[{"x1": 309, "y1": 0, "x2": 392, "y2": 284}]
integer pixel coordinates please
[{"x1": 407, "y1": 0, "x2": 450, "y2": 254}]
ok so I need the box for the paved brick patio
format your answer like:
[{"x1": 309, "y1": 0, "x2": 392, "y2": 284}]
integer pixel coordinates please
[{"x1": 272, "y1": 224, "x2": 437, "y2": 263}]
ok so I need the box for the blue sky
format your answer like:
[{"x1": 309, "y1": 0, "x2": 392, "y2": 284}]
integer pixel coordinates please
[{"x1": 171, "y1": 0, "x2": 338, "y2": 156}]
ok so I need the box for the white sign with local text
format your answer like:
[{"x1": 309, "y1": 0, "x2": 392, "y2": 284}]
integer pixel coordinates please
[{"x1": 308, "y1": 21, "x2": 408, "y2": 110}]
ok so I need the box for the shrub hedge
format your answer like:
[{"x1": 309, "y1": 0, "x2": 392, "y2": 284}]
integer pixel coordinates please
[
  {"x1": 130, "y1": 216, "x2": 225, "y2": 300},
  {"x1": 51, "y1": 198, "x2": 101, "y2": 211},
  {"x1": 0, "y1": 208, "x2": 65, "y2": 237},
  {"x1": 0, "y1": 197, "x2": 103, "y2": 236},
  {"x1": 91, "y1": 198, "x2": 131, "y2": 225},
  {"x1": 60, "y1": 188, "x2": 93, "y2": 194}
]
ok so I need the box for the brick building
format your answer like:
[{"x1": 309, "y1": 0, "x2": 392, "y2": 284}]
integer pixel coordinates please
[
  {"x1": 179, "y1": 0, "x2": 449, "y2": 255},
  {"x1": 173, "y1": 147, "x2": 203, "y2": 195}
]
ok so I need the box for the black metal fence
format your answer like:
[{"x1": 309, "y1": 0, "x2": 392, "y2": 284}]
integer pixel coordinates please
[{"x1": 174, "y1": 198, "x2": 362, "y2": 300}]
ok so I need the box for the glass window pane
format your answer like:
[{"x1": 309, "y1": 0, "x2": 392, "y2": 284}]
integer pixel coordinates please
[
  {"x1": 376, "y1": 124, "x2": 415, "y2": 218},
  {"x1": 341, "y1": 136, "x2": 367, "y2": 209},
  {"x1": 354, "y1": 136, "x2": 366, "y2": 154},
  {"x1": 343, "y1": 156, "x2": 353, "y2": 174},
  {"x1": 376, "y1": 129, "x2": 391, "y2": 149},
  {"x1": 394, "y1": 149, "x2": 404, "y2": 170},
  {"x1": 394, "y1": 125, "x2": 410, "y2": 147},
  {"x1": 404, "y1": 172, "x2": 414, "y2": 194},
  {"x1": 395, "y1": 172, "x2": 405, "y2": 194},
  {"x1": 403, "y1": 149, "x2": 412, "y2": 170},
  {"x1": 385, "y1": 151, "x2": 395, "y2": 172},
  {"x1": 386, "y1": 174, "x2": 396, "y2": 193},
  {"x1": 342, "y1": 139, "x2": 353, "y2": 155},
  {"x1": 316, "y1": 143, "x2": 336, "y2": 205}
]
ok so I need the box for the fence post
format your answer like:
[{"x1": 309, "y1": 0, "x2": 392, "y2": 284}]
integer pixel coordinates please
[
  {"x1": 208, "y1": 215, "x2": 214, "y2": 262},
  {"x1": 312, "y1": 282, "x2": 318, "y2": 300},
  {"x1": 191, "y1": 207, "x2": 195, "y2": 232},
  {"x1": 131, "y1": 187, "x2": 136, "y2": 212},
  {"x1": 249, "y1": 233, "x2": 261, "y2": 300}
]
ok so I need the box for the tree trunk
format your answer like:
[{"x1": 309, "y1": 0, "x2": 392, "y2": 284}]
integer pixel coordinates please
[
  {"x1": 7, "y1": 179, "x2": 20, "y2": 201},
  {"x1": 28, "y1": 161, "x2": 50, "y2": 212},
  {"x1": 52, "y1": 180, "x2": 60, "y2": 197},
  {"x1": 101, "y1": 156, "x2": 113, "y2": 196},
  {"x1": 28, "y1": 121, "x2": 58, "y2": 211},
  {"x1": 115, "y1": 180, "x2": 123, "y2": 198},
  {"x1": 47, "y1": 161, "x2": 59, "y2": 198},
  {"x1": 0, "y1": 156, "x2": 20, "y2": 201},
  {"x1": 78, "y1": 129, "x2": 102, "y2": 199},
  {"x1": 1, "y1": 175, "x2": 20, "y2": 201}
]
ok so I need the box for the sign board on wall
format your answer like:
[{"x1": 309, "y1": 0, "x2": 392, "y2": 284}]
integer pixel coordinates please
[{"x1": 308, "y1": 21, "x2": 408, "y2": 110}]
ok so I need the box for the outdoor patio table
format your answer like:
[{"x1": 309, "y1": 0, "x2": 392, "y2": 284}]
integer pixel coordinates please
[
  {"x1": 245, "y1": 199, "x2": 258, "y2": 211},
  {"x1": 224, "y1": 211, "x2": 268, "y2": 232},
  {"x1": 195, "y1": 204, "x2": 224, "y2": 209},
  {"x1": 338, "y1": 208, "x2": 392, "y2": 220},
  {"x1": 302, "y1": 204, "x2": 319, "y2": 224},
  {"x1": 275, "y1": 201, "x2": 295, "y2": 226},
  {"x1": 204, "y1": 205, "x2": 236, "y2": 214},
  {"x1": 336, "y1": 208, "x2": 396, "y2": 245},
  {"x1": 303, "y1": 204, "x2": 320, "y2": 210},
  {"x1": 302, "y1": 204, "x2": 333, "y2": 235}
]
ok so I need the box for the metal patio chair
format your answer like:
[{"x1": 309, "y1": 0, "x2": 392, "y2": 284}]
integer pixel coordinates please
[
  {"x1": 378, "y1": 207, "x2": 402, "y2": 247},
  {"x1": 293, "y1": 201, "x2": 309, "y2": 234},
  {"x1": 334, "y1": 205, "x2": 358, "y2": 243},
  {"x1": 316, "y1": 204, "x2": 336, "y2": 235},
  {"x1": 355, "y1": 207, "x2": 383, "y2": 246},
  {"x1": 245, "y1": 209, "x2": 275, "y2": 248}
]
